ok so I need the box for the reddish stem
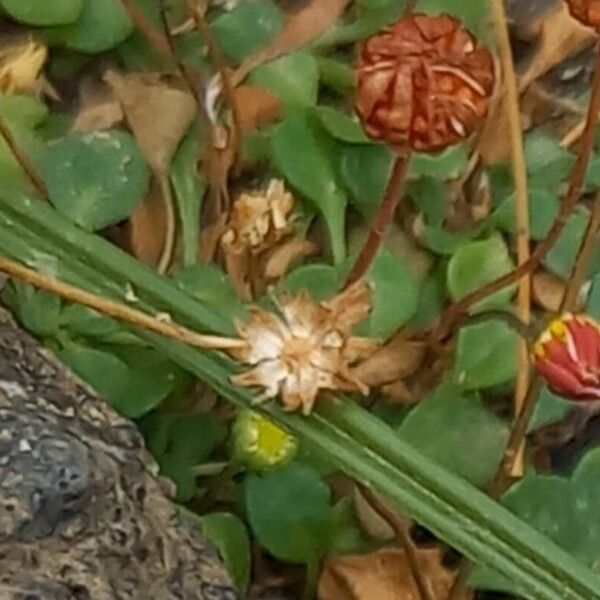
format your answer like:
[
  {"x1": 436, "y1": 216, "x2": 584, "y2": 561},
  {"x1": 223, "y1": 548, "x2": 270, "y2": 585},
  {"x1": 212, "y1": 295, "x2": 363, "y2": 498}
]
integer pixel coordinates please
[{"x1": 344, "y1": 152, "x2": 410, "y2": 287}]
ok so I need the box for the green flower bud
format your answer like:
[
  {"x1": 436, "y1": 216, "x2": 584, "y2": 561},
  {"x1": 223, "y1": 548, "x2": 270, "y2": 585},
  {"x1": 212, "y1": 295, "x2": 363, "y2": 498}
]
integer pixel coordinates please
[{"x1": 231, "y1": 410, "x2": 297, "y2": 471}]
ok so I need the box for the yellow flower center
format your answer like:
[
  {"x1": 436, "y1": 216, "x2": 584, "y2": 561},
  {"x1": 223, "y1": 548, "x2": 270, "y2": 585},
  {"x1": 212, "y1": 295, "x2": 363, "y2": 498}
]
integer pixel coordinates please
[{"x1": 247, "y1": 413, "x2": 296, "y2": 466}]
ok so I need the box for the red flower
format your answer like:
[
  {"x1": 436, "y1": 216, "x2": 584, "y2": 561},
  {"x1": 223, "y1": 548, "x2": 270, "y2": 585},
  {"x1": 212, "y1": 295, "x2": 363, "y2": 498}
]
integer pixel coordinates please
[
  {"x1": 355, "y1": 13, "x2": 495, "y2": 152},
  {"x1": 565, "y1": 0, "x2": 600, "y2": 28},
  {"x1": 533, "y1": 314, "x2": 600, "y2": 401}
]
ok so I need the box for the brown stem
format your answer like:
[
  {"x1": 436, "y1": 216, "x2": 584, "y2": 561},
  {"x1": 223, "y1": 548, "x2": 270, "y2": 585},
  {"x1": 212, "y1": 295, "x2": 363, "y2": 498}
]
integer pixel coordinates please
[
  {"x1": 344, "y1": 152, "x2": 410, "y2": 287},
  {"x1": 0, "y1": 117, "x2": 47, "y2": 198},
  {"x1": 357, "y1": 483, "x2": 435, "y2": 600},
  {"x1": 433, "y1": 41, "x2": 600, "y2": 345},
  {"x1": 120, "y1": 0, "x2": 172, "y2": 58},
  {"x1": 561, "y1": 187, "x2": 600, "y2": 311},
  {"x1": 0, "y1": 255, "x2": 244, "y2": 350}
]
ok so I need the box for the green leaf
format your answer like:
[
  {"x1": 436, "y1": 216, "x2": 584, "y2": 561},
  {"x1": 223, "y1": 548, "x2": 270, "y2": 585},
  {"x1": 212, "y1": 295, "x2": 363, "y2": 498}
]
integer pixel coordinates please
[
  {"x1": 57, "y1": 343, "x2": 182, "y2": 418},
  {"x1": 454, "y1": 320, "x2": 519, "y2": 390},
  {"x1": 328, "y1": 497, "x2": 369, "y2": 555},
  {"x1": 2, "y1": 0, "x2": 82, "y2": 24},
  {"x1": 279, "y1": 263, "x2": 341, "y2": 301},
  {"x1": 174, "y1": 264, "x2": 248, "y2": 334},
  {"x1": 0, "y1": 95, "x2": 48, "y2": 128},
  {"x1": 544, "y1": 208, "x2": 591, "y2": 279},
  {"x1": 52, "y1": 0, "x2": 133, "y2": 53},
  {"x1": 417, "y1": 0, "x2": 490, "y2": 32},
  {"x1": 410, "y1": 146, "x2": 468, "y2": 180},
  {"x1": 249, "y1": 52, "x2": 319, "y2": 107},
  {"x1": 170, "y1": 127, "x2": 206, "y2": 268},
  {"x1": 245, "y1": 462, "x2": 331, "y2": 565},
  {"x1": 399, "y1": 384, "x2": 509, "y2": 487},
  {"x1": 529, "y1": 387, "x2": 571, "y2": 433},
  {"x1": 40, "y1": 130, "x2": 149, "y2": 231},
  {"x1": 340, "y1": 143, "x2": 393, "y2": 217},
  {"x1": 314, "y1": 106, "x2": 369, "y2": 143},
  {"x1": 447, "y1": 235, "x2": 515, "y2": 310},
  {"x1": 408, "y1": 177, "x2": 446, "y2": 227},
  {"x1": 59, "y1": 304, "x2": 120, "y2": 338},
  {"x1": 474, "y1": 448, "x2": 600, "y2": 594},
  {"x1": 200, "y1": 513, "x2": 251, "y2": 592},
  {"x1": 525, "y1": 133, "x2": 575, "y2": 189},
  {"x1": 211, "y1": 1, "x2": 282, "y2": 62},
  {"x1": 272, "y1": 109, "x2": 347, "y2": 263},
  {"x1": 139, "y1": 412, "x2": 226, "y2": 502},
  {"x1": 357, "y1": 250, "x2": 420, "y2": 338},
  {"x1": 2, "y1": 280, "x2": 61, "y2": 337},
  {"x1": 491, "y1": 188, "x2": 560, "y2": 241}
]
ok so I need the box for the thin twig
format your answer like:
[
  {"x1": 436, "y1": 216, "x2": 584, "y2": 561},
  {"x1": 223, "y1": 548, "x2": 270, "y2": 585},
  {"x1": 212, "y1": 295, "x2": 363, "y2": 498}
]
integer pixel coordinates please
[
  {"x1": 184, "y1": 0, "x2": 243, "y2": 160},
  {"x1": 561, "y1": 187, "x2": 600, "y2": 310},
  {"x1": 433, "y1": 42, "x2": 600, "y2": 345},
  {"x1": 0, "y1": 116, "x2": 47, "y2": 198},
  {"x1": 490, "y1": 0, "x2": 531, "y2": 477},
  {"x1": 357, "y1": 483, "x2": 435, "y2": 600},
  {"x1": 156, "y1": 173, "x2": 177, "y2": 274},
  {"x1": 120, "y1": 0, "x2": 172, "y2": 58},
  {"x1": 344, "y1": 152, "x2": 411, "y2": 287},
  {"x1": 0, "y1": 255, "x2": 245, "y2": 350}
]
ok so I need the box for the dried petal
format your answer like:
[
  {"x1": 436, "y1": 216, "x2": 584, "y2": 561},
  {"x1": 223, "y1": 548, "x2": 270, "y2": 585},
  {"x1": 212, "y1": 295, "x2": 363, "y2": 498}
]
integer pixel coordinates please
[
  {"x1": 565, "y1": 0, "x2": 600, "y2": 28},
  {"x1": 228, "y1": 283, "x2": 378, "y2": 414},
  {"x1": 533, "y1": 314, "x2": 600, "y2": 401},
  {"x1": 355, "y1": 13, "x2": 495, "y2": 152}
]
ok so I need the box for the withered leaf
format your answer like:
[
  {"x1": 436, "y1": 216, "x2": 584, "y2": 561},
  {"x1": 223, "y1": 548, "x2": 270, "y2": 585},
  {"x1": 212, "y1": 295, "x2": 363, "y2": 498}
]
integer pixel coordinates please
[
  {"x1": 533, "y1": 271, "x2": 567, "y2": 313},
  {"x1": 233, "y1": 0, "x2": 350, "y2": 85},
  {"x1": 263, "y1": 236, "x2": 316, "y2": 281},
  {"x1": 318, "y1": 548, "x2": 455, "y2": 600},
  {"x1": 104, "y1": 70, "x2": 197, "y2": 174},
  {"x1": 0, "y1": 38, "x2": 47, "y2": 94},
  {"x1": 73, "y1": 81, "x2": 124, "y2": 132},
  {"x1": 351, "y1": 334, "x2": 426, "y2": 388}
]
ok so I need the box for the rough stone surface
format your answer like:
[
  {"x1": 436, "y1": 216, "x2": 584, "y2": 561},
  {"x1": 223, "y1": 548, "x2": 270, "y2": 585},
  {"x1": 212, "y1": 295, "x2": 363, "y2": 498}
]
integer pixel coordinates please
[{"x1": 0, "y1": 308, "x2": 238, "y2": 600}]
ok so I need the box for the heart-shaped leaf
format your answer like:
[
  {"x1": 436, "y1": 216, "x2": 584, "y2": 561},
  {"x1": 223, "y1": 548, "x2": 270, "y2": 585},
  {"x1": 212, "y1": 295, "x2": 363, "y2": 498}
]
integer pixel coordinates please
[{"x1": 2, "y1": 0, "x2": 82, "y2": 25}]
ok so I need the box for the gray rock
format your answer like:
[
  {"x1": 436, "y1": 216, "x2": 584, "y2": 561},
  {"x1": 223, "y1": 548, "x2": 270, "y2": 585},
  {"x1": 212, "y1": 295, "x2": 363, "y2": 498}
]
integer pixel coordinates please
[{"x1": 0, "y1": 308, "x2": 238, "y2": 600}]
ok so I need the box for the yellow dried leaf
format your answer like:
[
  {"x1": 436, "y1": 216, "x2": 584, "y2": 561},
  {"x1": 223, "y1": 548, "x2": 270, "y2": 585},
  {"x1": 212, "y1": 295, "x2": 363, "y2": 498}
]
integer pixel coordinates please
[{"x1": 0, "y1": 39, "x2": 47, "y2": 94}]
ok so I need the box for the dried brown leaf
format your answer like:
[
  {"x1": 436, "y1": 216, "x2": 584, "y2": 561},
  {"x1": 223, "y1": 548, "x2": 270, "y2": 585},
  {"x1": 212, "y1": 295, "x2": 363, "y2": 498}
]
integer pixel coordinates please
[
  {"x1": 104, "y1": 70, "x2": 196, "y2": 174},
  {"x1": 126, "y1": 177, "x2": 167, "y2": 267},
  {"x1": 318, "y1": 548, "x2": 455, "y2": 600},
  {"x1": 352, "y1": 487, "x2": 395, "y2": 542},
  {"x1": 263, "y1": 236, "x2": 316, "y2": 281},
  {"x1": 233, "y1": 0, "x2": 350, "y2": 85},
  {"x1": 381, "y1": 379, "x2": 417, "y2": 404},
  {"x1": 234, "y1": 84, "x2": 282, "y2": 133},
  {"x1": 73, "y1": 81, "x2": 124, "y2": 132},
  {"x1": 351, "y1": 334, "x2": 426, "y2": 387},
  {"x1": 533, "y1": 271, "x2": 567, "y2": 312}
]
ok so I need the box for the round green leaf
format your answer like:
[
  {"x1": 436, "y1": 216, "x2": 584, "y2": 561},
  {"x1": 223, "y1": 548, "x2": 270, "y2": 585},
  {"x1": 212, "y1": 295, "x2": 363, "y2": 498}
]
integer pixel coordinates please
[
  {"x1": 200, "y1": 513, "x2": 251, "y2": 591},
  {"x1": 2, "y1": 0, "x2": 82, "y2": 25},
  {"x1": 272, "y1": 109, "x2": 347, "y2": 264},
  {"x1": 447, "y1": 236, "x2": 515, "y2": 310},
  {"x1": 454, "y1": 320, "x2": 519, "y2": 390},
  {"x1": 279, "y1": 263, "x2": 341, "y2": 301},
  {"x1": 249, "y1": 52, "x2": 319, "y2": 107},
  {"x1": 357, "y1": 250, "x2": 420, "y2": 338},
  {"x1": 314, "y1": 106, "x2": 369, "y2": 143},
  {"x1": 41, "y1": 130, "x2": 149, "y2": 231},
  {"x1": 410, "y1": 146, "x2": 468, "y2": 180},
  {"x1": 529, "y1": 386, "x2": 571, "y2": 433},
  {"x1": 340, "y1": 143, "x2": 393, "y2": 218},
  {"x1": 211, "y1": 1, "x2": 282, "y2": 62},
  {"x1": 245, "y1": 462, "x2": 331, "y2": 564},
  {"x1": 399, "y1": 384, "x2": 509, "y2": 487},
  {"x1": 53, "y1": 0, "x2": 133, "y2": 53},
  {"x1": 525, "y1": 133, "x2": 574, "y2": 189}
]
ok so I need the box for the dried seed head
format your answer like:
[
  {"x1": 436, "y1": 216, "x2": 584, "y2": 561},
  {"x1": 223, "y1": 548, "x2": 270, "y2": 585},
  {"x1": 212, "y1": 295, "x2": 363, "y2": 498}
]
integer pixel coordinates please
[
  {"x1": 565, "y1": 0, "x2": 600, "y2": 28},
  {"x1": 533, "y1": 313, "x2": 600, "y2": 402},
  {"x1": 355, "y1": 13, "x2": 495, "y2": 152},
  {"x1": 227, "y1": 283, "x2": 379, "y2": 415},
  {"x1": 222, "y1": 179, "x2": 294, "y2": 254}
]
